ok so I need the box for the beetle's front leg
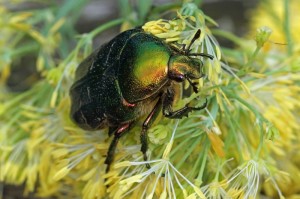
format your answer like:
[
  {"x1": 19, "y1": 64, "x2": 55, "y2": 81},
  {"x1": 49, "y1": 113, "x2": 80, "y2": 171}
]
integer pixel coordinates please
[
  {"x1": 163, "y1": 87, "x2": 207, "y2": 119},
  {"x1": 141, "y1": 97, "x2": 163, "y2": 168}
]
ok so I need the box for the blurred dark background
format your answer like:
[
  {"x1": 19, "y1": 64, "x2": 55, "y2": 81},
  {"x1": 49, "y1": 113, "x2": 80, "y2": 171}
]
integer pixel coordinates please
[
  {"x1": 4, "y1": 0, "x2": 259, "y2": 47},
  {"x1": 74, "y1": 0, "x2": 258, "y2": 42}
]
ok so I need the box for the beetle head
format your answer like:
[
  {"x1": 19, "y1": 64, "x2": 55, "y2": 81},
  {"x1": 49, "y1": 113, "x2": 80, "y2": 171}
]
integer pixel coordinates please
[
  {"x1": 168, "y1": 55, "x2": 203, "y2": 81},
  {"x1": 168, "y1": 55, "x2": 203, "y2": 93},
  {"x1": 168, "y1": 29, "x2": 214, "y2": 93}
]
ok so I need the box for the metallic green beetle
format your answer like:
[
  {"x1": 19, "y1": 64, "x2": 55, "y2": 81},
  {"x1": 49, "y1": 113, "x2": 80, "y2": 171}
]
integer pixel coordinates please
[{"x1": 70, "y1": 28, "x2": 213, "y2": 171}]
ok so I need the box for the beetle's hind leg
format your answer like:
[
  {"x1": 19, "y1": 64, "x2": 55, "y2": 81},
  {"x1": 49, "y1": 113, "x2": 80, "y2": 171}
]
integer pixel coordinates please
[
  {"x1": 105, "y1": 123, "x2": 133, "y2": 172},
  {"x1": 108, "y1": 126, "x2": 118, "y2": 137},
  {"x1": 141, "y1": 97, "x2": 163, "y2": 169},
  {"x1": 162, "y1": 87, "x2": 207, "y2": 119}
]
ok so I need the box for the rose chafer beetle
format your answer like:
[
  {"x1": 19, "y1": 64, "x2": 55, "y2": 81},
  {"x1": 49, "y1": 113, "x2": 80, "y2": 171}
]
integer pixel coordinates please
[{"x1": 70, "y1": 28, "x2": 213, "y2": 171}]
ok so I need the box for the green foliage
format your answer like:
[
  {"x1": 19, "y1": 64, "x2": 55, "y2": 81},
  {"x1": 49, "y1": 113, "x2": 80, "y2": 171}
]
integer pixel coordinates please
[{"x1": 0, "y1": 0, "x2": 299, "y2": 198}]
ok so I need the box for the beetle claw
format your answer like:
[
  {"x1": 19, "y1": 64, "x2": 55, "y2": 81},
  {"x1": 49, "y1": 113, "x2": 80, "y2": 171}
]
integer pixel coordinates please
[{"x1": 194, "y1": 98, "x2": 208, "y2": 110}]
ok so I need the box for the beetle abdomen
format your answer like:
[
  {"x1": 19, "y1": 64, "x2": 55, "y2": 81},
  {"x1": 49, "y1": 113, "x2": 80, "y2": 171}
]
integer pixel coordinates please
[
  {"x1": 70, "y1": 76, "x2": 107, "y2": 130},
  {"x1": 71, "y1": 104, "x2": 106, "y2": 130}
]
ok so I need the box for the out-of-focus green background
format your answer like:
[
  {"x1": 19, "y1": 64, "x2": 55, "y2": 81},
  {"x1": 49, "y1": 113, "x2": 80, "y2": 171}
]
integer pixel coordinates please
[
  {"x1": 2, "y1": 0, "x2": 299, "y2": 198},
  {"x1": 2, "y1": 1, "x2": 257, "y2": 198}
]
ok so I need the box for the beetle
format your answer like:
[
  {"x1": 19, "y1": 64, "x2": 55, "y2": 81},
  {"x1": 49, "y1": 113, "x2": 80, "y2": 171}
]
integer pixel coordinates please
[{"x1": 70, "y1": 28, "x2": 213, "y2": 172}]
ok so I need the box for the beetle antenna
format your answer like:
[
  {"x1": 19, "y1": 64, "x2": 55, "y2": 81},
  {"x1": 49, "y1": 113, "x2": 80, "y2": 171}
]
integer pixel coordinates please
[
  {"x1": 184, "y1": 29, "x2": 201, "y2": 55},
  {"x1": 183, "y1": 30, "x2": 214, "y2": 60},
  {"x1": 188, "y1": 53, "x2": 214, "y2": 60}
]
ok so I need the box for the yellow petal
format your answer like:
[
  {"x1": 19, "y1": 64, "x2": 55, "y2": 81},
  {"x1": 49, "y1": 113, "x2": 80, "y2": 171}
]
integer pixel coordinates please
[
  {"x1": 53, "y1": 166, "x2": 71, "y2": 181},
  {"x1": 162, "y1": 140, "x2": 173, "y2": 159},
  {"x1": 207, "y1": 131, "x2": 225, "y2": 158}
]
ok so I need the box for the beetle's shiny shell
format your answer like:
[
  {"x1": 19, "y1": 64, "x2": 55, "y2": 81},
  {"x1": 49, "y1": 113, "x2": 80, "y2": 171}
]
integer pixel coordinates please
[{"x1": 70, "y1": 28, "x2": 176, "y2": 130}]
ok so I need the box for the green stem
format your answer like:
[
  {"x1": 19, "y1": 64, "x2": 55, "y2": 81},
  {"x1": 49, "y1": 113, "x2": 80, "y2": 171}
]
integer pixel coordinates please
[
  {"x1": 221, "y1": 98, "x2": 245, "y2": 161},
  {"x1": 169, "y1": 136, "x2": 193, "y2": 157},
  {"x1": 227, "y1": 93, "x2": 261, "y2": 117},
  {"x1": 214, "y1": 157, "x2": 222, "y2": 181},
  {"x1": 59, "y1": 18, "x2": 124, "y2": 67},
  {"x1": 226, "y1": 92, "x2": 267, "y2": 159},
  {"x1": 246, "y1": 46, "x2": 260, "y2": 67},
  {"x1": 11, "y1": 42, "x2": 40, "y2": 59},
  {"x1": 283, "y1": 0, "x2": 293, "y2": 55},
  {"x1": 176, "y1": 136, "x2": 200, "y2": 169},
  {"x1": 255, "y1": 123, "x2": 265, "y2": 159},
  {"x1": 149, "y1": 2, "x2": 181, "y2": 16},
  {"x1": 211, "y1": 29, "x2": 244, "y2": 47},
  {"x1": 196, "y1": 139, "x2": 209, "y2": 183},
  {"x1": 90, "y1": 18, "x2": 124, "y2": 38},
  {"x1": 189, "y1": 148, "x2": 202, "y2": 179}
]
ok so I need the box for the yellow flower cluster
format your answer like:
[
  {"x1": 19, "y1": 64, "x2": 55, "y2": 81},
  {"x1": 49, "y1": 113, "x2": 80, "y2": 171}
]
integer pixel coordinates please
[
  {"x1": 250, "y1": 0, "x2": 300, "y2": 51},
  {"x1": 0, "y1": 1, "x2": 299, "y2": 199}
]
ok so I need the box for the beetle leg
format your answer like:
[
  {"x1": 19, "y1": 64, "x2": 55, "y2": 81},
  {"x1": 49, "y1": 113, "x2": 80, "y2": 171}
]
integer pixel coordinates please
[
  {"x1": 141, "y1": 98, "x2": 163, "y2": 168},
  {"x1": 165, "y1": 99, "x2": 207, "y2": 119},
  {"x1": 186, "y1": 76, "x2": 199, "y2": 93},
  {"x1": 105, "y1": 123, "x2": 132, "y2": 172},
  {"x1": 163, "y1": 88, "x2": 207, "y2": 119},
  {"x1": 108, "y1": 126, "x2": 118, "y2": 137}
]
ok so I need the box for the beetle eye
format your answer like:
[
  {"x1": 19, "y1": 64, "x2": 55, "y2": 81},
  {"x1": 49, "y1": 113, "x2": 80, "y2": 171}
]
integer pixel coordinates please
[{"x1": 169, "y1": 72, "x2": 184, "y2": 82}]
